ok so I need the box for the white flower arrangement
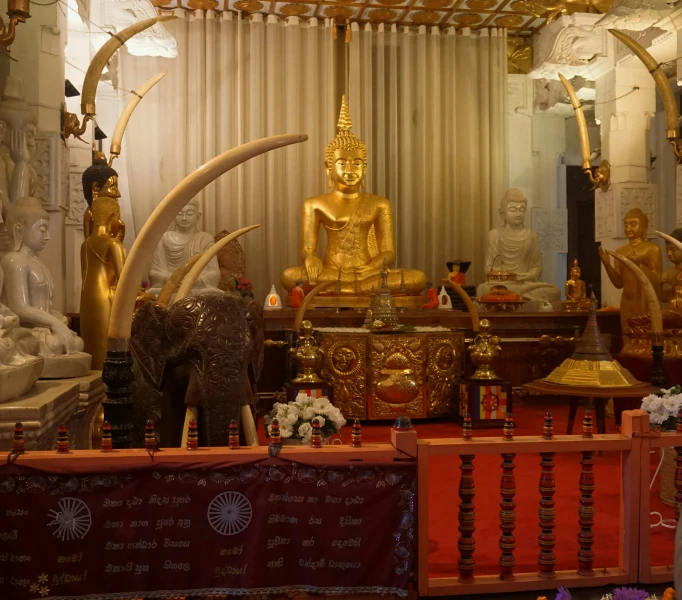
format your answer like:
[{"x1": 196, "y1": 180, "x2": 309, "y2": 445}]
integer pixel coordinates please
[
  {"x1": 640, "y1": 385, "x2": 682, "y2": 430},
  {"x1": 265, "y1": 394, "x2": 347, "y2": 443}
]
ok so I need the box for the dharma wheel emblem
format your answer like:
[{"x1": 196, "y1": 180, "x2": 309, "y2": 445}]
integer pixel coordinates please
[
  {"x1": 207, "y1": 491, "x2": 252, "y2": 536},
  {"x1": 47, "y1": 497, "x2": 92, "y2": 541}
]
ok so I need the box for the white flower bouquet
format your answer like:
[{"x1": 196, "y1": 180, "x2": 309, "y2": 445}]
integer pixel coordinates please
[
  {"x1": 640, "y1": 385, "x2": 682, "y2": 431},
  {"x1": 265, "y1": 394, "x2": 347, "y2": 443}
]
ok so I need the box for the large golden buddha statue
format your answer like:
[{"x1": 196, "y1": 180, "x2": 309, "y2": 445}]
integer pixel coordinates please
[{"x1": 281, "y1": 96, "x2": 426, "y2": 306}]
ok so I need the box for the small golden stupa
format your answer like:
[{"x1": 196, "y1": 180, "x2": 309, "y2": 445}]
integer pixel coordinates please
[
  {"x1": 544, "y1": 295, "x2": 640, "y2": 387},
  {"x1": 371, "y1": 261, "x2": 399, "y2": 328}
]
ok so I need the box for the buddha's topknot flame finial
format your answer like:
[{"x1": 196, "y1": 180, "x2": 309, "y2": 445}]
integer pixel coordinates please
[{"x1": 337, "y1": 94, "x2": 353, "y2": 132}]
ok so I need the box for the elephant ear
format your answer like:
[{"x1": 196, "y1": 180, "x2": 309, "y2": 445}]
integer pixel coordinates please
[
  {"x1": 243, "y1": 298, "x2": 264, "y2": 382},
  {"x1": 130, "y1": 302, "x2": 169, "y2": 386}
]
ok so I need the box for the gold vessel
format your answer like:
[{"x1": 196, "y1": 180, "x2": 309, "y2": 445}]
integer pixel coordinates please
[
  {"x1": 468, "y1": 319, "x2": 501, "y2": 380},
  {"x1": 289, "y1": 320, "x2": 324, "y2": 383}
]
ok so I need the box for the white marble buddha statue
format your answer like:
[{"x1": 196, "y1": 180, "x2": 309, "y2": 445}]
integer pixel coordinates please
[
  {"x1": 0, "y1": 197, "x2": 90, "y2": 378},
  {"x1": 0, "y1": 263, "x2": 43, "y2": 402},
  {"x1": 476, "y1": 189, "x2": 561, "y2": 303},
  {"x1": 147, "y1": 199, "x2": 222, "y2": 297}
]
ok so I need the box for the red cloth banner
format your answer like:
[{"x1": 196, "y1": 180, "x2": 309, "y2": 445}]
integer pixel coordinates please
[{"x1": 0, "y1": 459, "x2": 415, "y2": 600}]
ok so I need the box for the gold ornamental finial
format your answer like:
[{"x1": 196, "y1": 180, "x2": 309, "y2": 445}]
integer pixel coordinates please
[
  {"x1": 337, "y1": 94, "x2": 353, "y2": 132},
  {"x1": 325, "y1": 94, "x2": 368, "y2": 166}
]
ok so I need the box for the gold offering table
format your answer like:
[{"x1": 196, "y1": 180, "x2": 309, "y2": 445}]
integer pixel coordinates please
[
  {"x1": 261, "y1": 310, "x2": 623, "y2": 411},
  {"x1": 314, "y1": 327, "x2": 464, "y2": 420}
]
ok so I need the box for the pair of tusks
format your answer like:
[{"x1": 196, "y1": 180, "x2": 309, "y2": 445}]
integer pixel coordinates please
[
  {"x1": 109, "y1": 133, "x2": 307, "y2": 448},
  {"x1": 79, "y1": 17, "x2": 174, "y2": 162}
]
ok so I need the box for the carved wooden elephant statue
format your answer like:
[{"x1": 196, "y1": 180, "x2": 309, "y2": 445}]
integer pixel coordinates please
[{"x1": 129, "y1": 294, "x2": 263, "y2": 447}]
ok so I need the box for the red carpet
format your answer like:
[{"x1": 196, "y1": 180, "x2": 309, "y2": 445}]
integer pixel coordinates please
[{"x1": 258, "y1": 404, "x2": 675, "y2": 578}]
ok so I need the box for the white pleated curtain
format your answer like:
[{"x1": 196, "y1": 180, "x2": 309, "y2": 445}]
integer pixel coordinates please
[
  {"x1": 347, "y1": 24, "x2": 508, "y2": 286},
  {"x1": 119, "y1": 12, "x2": 336, "y2": 300},
  {"x1": 118, "y1": 15, "x2": 508, "y2": 297}
]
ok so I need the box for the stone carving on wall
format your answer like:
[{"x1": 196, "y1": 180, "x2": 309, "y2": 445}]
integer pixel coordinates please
[
  {"x1": 529, "y1": 13, "x2": 609, "y2": 80},
  {"x1": 93, "y1": 0, "x2": 178, "y2": 58},
  {"x1": 619, "y1": 186, "x2": 656, "y2": 230},
  {"x1": 65, "y1": 168, "x2": 85, "y2": 226},
  {"x1": 595, "y1": 0, "x2": 673, "y2": 32},
  {"x1": 508, "y1": 75, "x2": 533, "y2": 116},
  {"x1": 30, "y1": 132, "x2": 61, "y2": 211},
  {"x1": 595, "y1": 184, "x2": 657, "y2": 240},
  {"x1": 532, "y1": 208, "x2": 568, "y2": 253},
  {"x1": 595, "y1": 189, "x2": 616, "y2": 240}
]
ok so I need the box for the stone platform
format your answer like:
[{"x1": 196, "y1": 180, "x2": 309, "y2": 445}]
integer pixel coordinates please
[
  {"x1": 0, "y1": 380, "x2": 80, "y2": 451},
  {"x1": 0, "y1": 370, "x2": 104, "y2": 451}
]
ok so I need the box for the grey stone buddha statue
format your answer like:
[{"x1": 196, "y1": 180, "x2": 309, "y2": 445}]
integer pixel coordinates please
[
  {"x1": 476, "y1": 189, "x2": 561, "y2": 303},
  {"x1": 147, "y1": 198, "x2": 222, "y2": 297}
]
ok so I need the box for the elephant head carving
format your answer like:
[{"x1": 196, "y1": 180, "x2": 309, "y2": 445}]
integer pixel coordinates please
[{"x1": 130, "y1": 294, "x2": 264, "y2": 447}]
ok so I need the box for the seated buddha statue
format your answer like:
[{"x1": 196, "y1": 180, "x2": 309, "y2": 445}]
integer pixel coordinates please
[
  {"x1": 562, "y1": 258, "x2": 591, "y2": 311},
  {"x1": 0, "y1": 197, "x2": 90, "y2": 377},
  {"x1": 280, "y1": 95, "x2": 426, "y2": 303},
  {"x1": 147, "y1": 198, "x2": 222, "y2": 297},
  {"x1": 476, "y1": 188, "x2": 561, "y2": 303}
]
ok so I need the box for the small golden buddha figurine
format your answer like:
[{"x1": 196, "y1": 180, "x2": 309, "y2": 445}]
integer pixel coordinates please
[
  {"x1": 280, "y1": 95, "x2": 426, "y2": 302},
  {"x1": 80, "y1": 197, "x2": 126, "y2": 370},
  {"x1": 562, "y1": 258, "x2": 591, "y2": 312},
  {"x1": 598, "y1": 208, "x2": 662, "y2": 331},
  {"x1": 81, "y1": 153, "x2": 125, "y2": 244},
  {"x1": 661, "y1": 228, "x2": 682, "y2": 309}
]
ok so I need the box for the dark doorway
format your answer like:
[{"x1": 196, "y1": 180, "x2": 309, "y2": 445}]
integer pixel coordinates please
[{"x1": 566, "y1": 165, "x2": 601, "y2": 304}]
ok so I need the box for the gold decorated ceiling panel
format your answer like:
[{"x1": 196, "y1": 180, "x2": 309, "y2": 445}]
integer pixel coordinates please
[{"x1": 156, "y1": 0, "x2": 600, "y2": 33}]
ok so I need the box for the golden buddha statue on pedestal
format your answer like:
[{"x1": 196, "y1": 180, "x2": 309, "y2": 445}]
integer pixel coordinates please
[
  {"x1": 562, "y1": 258, "x2": 591, "y2": 312},
  {"x1": 280, "y1": 95, "x2": 426, "y2": 307}
]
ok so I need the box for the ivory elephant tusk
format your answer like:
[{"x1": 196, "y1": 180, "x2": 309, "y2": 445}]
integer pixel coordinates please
[
  {"x1": 155, "y1": 253, "x2": 205, "y2": 309},
  {"x1": 608, "y1": 30, "x2": 679, "y2": 139},
  {"x1": 441, "y1": 279, "x2": 480, "y2": 332},
  {"x1": 173, "y1": 225, "x2": 261, "y2": 304},
  {"x1": 656, "y1": 230, "x2": 682, "y2": 254},
  {"x1": 81, "y1": 16, "x2": 176, "y2": 117},
  {"x1": 293, "y1": 281, "x2": 337, "y2": 332},
  {"x1": 108, "y1": 134, "x2": 308, "y2": 343},
  {"x1": 558, "y1": 73, "x2": 592, "y2": 172},
  {"x1": 109, "y1": 72, "x2": 167, "y2": 163},
  {"x1": 606, "y1": 250, "x2": 663, "y2": 334}
]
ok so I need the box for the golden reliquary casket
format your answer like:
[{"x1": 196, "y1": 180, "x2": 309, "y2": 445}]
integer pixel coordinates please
[{"x1": 315, "y1": 327, "x2": 464, "y2": 420}]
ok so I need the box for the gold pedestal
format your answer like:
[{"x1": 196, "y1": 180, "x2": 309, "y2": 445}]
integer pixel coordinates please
[{"x1": 317, "y1": 329, "x2": 464, "y2": 419}]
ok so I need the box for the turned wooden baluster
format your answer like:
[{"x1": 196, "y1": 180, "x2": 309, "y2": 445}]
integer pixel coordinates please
[
  {"x1": 538, "y1": 412, "x2": 556, "y2": 578},
  {"x1": 675, "y1": 410, "x2": 682, "y2": 521},
  {"x1": 499, "y1": 413, "x2": 516, "y2": 581},
  {"x1": 458, "y1": 418, "x2": 476, "y2": 583},
  {"x1": 578, "y1": 410, "x2": 595, "y2": 575}
]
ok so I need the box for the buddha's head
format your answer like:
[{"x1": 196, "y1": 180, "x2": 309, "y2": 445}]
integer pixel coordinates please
[
  {"x1": 623, "y1": 208, "x2": 648, "y2": 241},
  {"x1": 7, "y1": 196, "x2": 50, "y2": 253},
  {"x1": 175, "y1": 199, "x2": 200, "y2": 234},
  {"x1": 570, "y1": 258, "x2": 581, "y2": 280},
  {"x1": 91, "y1": 197, "x2": 121, "y2": 233},
  {"x1": 325, "y1": 95, "x2": 368, "y2": 193},
  {"x1": 82, "y1": 156, "x2": 120, "y2": 207},
  {"x1": 500, "y1": 188, "x2": 527, "y2": 228},
  {"x1": 666, "y1": 228, "x2": 682, "y2": 265}
]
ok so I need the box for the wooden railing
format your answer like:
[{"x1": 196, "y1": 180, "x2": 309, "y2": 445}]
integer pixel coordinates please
[{"x1": 416, "y1": 409, "x2": 678, "y2": 597}]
